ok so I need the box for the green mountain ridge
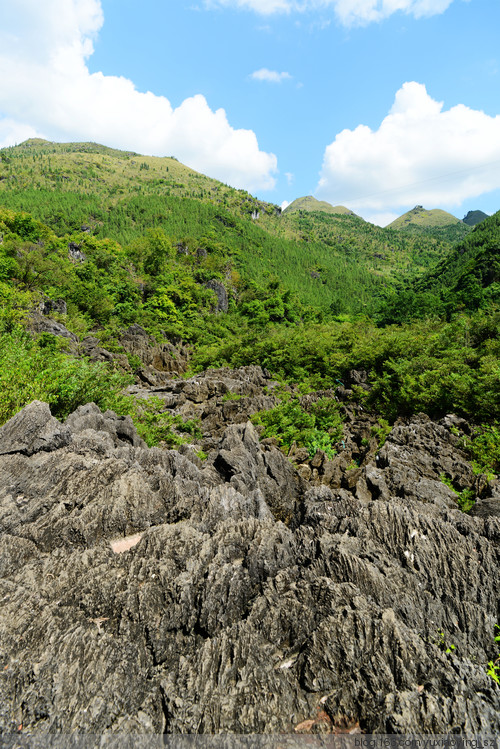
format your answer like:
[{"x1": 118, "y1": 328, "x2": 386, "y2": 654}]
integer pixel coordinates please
[
  {"x1": 0, "y1": 139, "x2": 458, "y2": 316},
  {"x1": 284, "y1": 196, "x2": 358, "y2": 217},
  {"x1": 0, "y1": 138, "x2": 498, "y2": 436},
  {"x1": 463, "y1": 209, "x2": 489, "y2": 227},
  {"x1": 377, "y1": 211, "x2": 500, "y2": 324},
  {"x1": 388, "y1": 205, "x2": 471, "y2": 244},
  {"x1": 389, "y1": 205, "x2": 461, "y2": 229}
]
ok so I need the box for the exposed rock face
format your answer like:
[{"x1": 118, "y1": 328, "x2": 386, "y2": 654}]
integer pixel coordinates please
[
  {"x1": 67, "y1": 242, "x2": 86, "y2": 262},
  {"x1": 29, "y1": 312, "x2": 78, "y2": 343},
  {"x1": 38, "y1": 297, "x2": 67, "y2": 317},
  {"x1": 119, "y1": 324, "x2": 190, "y2": 377},
  {"x1": 129, "y1": 365, "x2": 279, "y2": 451},
  {"x1": 204, "y1": 280, "x2": 229, "y2": 313},
  {"x1": 0, "y1": 390, "x2": 499, "y2": 735}
]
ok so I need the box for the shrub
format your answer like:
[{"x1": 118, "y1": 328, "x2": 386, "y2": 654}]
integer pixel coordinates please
[
  {"x1": 251, "y1": 396, "x2": 343, "y2": 459},
  {"x1": 0, "y1": 327, "x2": 131, "y2": 425}
]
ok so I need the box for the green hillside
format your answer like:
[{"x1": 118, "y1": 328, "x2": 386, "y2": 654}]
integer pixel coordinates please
[
  {"x1": 463, "y1": 210, "x2": 489, "y2": 227},
  {"x1": 284, "y1": 196, "x2": 356, "y2": 216},
  {"x1": 0, "y1": 138, "x2": 499, "y2": 437},
  {"x1": 389, "y1": 205, "x2": 461, "y2": 229},
  {"x1": 0, "y1": 140, "x2": 456, "y2": 316},
  {"x1": 377, "y1": 210, "x2": 500, "y2": 324},
  {"x1": 388, "y1": 205, "x2": 471, "y2": 243},
  {"x1": 416, "y1": 211, "x2": 500, "y2": 306}
]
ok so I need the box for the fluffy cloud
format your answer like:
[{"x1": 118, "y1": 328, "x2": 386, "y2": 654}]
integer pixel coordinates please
[
  {"x1": 250, "y1": 68, "x2": 292, "y2": 83},
  {"x1": 206, "y1": 0, "x2": 455, "y2": 24},
  {"x1": 0, "y1": 0, "x2": 277, "y2": 192},
  {"x1": 316, "y1": 82, "x2": 500, "y2": 215}
]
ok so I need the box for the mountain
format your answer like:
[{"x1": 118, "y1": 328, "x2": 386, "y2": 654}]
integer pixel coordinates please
[
  {"x1": 388, "y1": 205, "x2": 471, "y2": 243},
  {"x1": 378, "y1": 210, "x2": 500, "y2": 324},
  {"x1": 0, "y1": 140, "x2": 499, "y2": 735},
  {"x1": 0, "y1": 140, "x2": 455, "y2": 317},
  {"x1": 416, "y1": 210, "x2": 500, "y2": 307},
  {"x1": 284, "y1": 195, "x2": 357, "y2": 216},
  {"x1": 388, "y1": 205, "x2": 462, "y2": 229},
  {"x1": 463, "y1": 209, "x2": 489, "y2": 227},
  {"x1": 0, "y1": 138, "x2": 280, "y2": 227}
]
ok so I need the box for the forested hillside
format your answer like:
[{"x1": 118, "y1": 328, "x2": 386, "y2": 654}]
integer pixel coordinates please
[
  {"x1": 0, "y1": 140, "x2": 459, "y2": 315},
  {"x1": 0, "y1": 138, "x2": 498, "y2": 465}
]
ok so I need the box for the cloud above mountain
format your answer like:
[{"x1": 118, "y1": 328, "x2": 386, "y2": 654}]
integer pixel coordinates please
[
  {"x1": 0, "y1": 0, "x2": 277, "y2": 192},
  {"x1": 205, "y1": 0, "x2": 455, "y2": 25},
  {"x1": 316, "y1": 82, "x2": 500, "y2": 219}
]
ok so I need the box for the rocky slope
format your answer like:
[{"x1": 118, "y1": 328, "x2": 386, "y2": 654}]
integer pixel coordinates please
[{"x1": 0, "y1": 368, "x2": 499, "y2": 735}]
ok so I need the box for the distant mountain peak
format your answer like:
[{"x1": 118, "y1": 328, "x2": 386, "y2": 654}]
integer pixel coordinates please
[
  {"x1": 462, "y1": 210, "x2": 489, "y2": 227},
  {"x1": 388, "y1": 206, "x2": 461, "y2": 230},
  {"x1": 284, "y1": 196, "x2": 359, "y2": 217}
]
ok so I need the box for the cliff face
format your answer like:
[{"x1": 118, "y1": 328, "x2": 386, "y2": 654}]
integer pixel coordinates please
[{"x1": 0, "y1": 377, "x2": 499, "y2": 735}]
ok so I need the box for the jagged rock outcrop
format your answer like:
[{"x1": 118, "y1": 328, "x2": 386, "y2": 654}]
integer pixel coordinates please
[
  {"x1": 129, "y1": 365, "x2": 279, "y2": 450},
  {"x1": 119, "y1": 324, "x2": 190, "y2": 378},
  {"x1": 204, "y1": 280, "x2": 229, "y2": 313},
  {"x1": 0, "y1": 394, "x2": 499, "y2": 735}
]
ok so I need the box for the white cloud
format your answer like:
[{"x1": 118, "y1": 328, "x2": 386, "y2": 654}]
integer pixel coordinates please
[
  {"x1": 316, "y1": 82, "x2": 500, "y2": 213},
  {"x1": 364, "y1": 211, "x2": 400, "y2": 227},
  {"x1": 0, "y1": 0, "x2": 277, "y2": 192},
  {"x1": 250, "y1": 68, "x2": 292, "y2": 83},
  {"x1": 205, "y1": 0, "x2": 455, "y2": 25},
  {"x1": 281, "y1": 200, "x2": 291, "y2": 210},
  {"x1": 285, "y1": 172, "x2": 295, "y2": 185}
]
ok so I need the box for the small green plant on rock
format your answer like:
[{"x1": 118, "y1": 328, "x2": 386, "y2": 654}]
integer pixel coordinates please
[
  {"x1": 439, "y1": 474, "x2": 476, "y2": 513},
  {"x1": 437, "y1": 631, "x2": 456, "y2": 654},
  {"x1": 371, "y1": 418, "x2": 391, "y2": 449},
  {"x1": 466, "y1": 425, "x2": 500, "y2": 479},
  {"x1": 487, "y1": 625, "x2": 500, "y2": 685},
  {"x1": 132, "y1": 396, "x2": 202, "y2": 448},
  {"x1": 221, "y1": 391, "x2": 245, "y2": 402}
]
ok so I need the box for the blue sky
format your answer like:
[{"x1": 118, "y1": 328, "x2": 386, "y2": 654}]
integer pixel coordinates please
[{"x1": 0, "y1": 0, "x2": 499, "y2": 224}]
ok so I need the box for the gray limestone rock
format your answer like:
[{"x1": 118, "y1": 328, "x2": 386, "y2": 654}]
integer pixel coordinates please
[{"x1": 0, "y1": 399, "x2": 498, "y2": 735}]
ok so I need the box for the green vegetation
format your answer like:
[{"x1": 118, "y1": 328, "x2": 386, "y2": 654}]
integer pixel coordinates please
[
  {"x1": 437, "y1": 631, "x2": 457, "y2": 654},
  {"x1": 284, "y1": 196, "x2": 356, "y2": 216},
  {"x1": 132, "y1": 397, "x2": 202, "y2": 448},
  {"x1": 371, "y1": 418, "x2": 391, "y2": 449},
  {"x1": 195, "y1": 311, "x2": 500, "y2": 422},
  {"x1": 0, "y1": 326, "x2": 131, "y2": 424},
  {"x1": 388, "y1": 205, "x2": 471, "y2": 245},
  {"x1": 463, "y1": 210, "x2": 489, "y2": 227},
  {"x1": 0, "y1": 139, "x2": 498, "y2": 497},
  {"x1": 0, "y1": 139, "x2": 461, "y2": 317},
  {"x1": 487, "y1": 626, "x2": 500, "y2": 684},
  {"x1": 440, "y1": 475, "x2": 476, "y2": 513},
  {"x1": 466, "y1": 425, "x2": 500, "y2": 478},
  {"x1": 388, "y1": 206, "x2": 461, "y2": 228},
  {"x1": 251, "y1": 396, "x2": 344, "y2": 459},
  {"x1": 379, "y1": 211, "x2": 500, "y2": 324}
]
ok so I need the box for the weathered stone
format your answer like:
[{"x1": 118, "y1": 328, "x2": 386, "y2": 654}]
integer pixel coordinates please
[
  {"x1": 0, "y1": 400, "x2": 70, "y2": 456},
  {"x1": 29, "y1": 312, "x2": 78, "y2": 342},
  {"x1": 0, "y1": 397, "x2": 499, "y2": 735},
  {"x1": 204, "y1": 279, "x2": 229, "y2": 313}
]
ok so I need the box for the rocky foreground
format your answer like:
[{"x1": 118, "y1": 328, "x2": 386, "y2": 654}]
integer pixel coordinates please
[{"x1": 0, "y1": 365, "x2": 499, "y2": 735}]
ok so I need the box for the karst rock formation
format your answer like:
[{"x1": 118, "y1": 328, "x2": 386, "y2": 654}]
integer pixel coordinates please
[{"x1": 0, "y1": 367, "x2": 499, "y2": 735}]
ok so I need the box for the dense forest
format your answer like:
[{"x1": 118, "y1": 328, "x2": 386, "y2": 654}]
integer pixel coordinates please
[{"x1": 0, "y1": 138, "x2": 499, "y2": 475}]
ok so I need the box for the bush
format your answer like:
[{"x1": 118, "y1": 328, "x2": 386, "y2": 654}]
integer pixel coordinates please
[
  {"x1": 0, "y1": 327, "x2": 131, "y2": 425},
  {"x1": 251, "y1": 396, "x2": 343, "y2": 459}
]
